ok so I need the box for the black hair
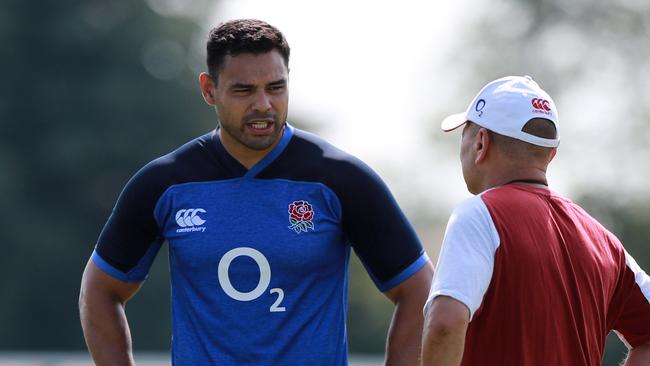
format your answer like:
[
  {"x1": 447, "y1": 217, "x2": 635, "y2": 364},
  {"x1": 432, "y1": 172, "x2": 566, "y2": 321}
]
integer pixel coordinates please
[
  {"x1": 490, "y1": 118, "x2": 557, "y2": 160},
  {"x1": 206, "y1": 19, "x2": 290, "y2": 81},
  {"x1": 521, "y1": 118, "x2": 557, "y2": 139}
]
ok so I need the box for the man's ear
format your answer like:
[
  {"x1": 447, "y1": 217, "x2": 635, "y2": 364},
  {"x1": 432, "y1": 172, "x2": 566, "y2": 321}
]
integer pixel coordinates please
[
  {"x1": 548, "y1": 148, "x2": 558, "y2": 163},
  {"x1": 199, "y1": 72, "x2": 217, "y2": 105},
  {"x1": 474, "y1": 128, "x2": 491, "y2": 164}
]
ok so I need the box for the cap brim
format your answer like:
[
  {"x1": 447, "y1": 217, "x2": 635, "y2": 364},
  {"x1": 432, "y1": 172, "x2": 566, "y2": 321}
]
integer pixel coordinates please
[{"x1": 441, "y1": 112, "x2": 468, "y2": 132}]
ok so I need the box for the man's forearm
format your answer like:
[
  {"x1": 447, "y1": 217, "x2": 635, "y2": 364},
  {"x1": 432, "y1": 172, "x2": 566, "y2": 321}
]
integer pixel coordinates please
[
  {"x1": 624, "y1": 343, "x2": 650, "y2": 366},
  {"x1": 384, "y1": 264, "x2": 434, "y2": 365},
  {"x1": 385, "y1": 300, "x2": 425, "y2": 365},
  {"x1": 420, "y1": 296, "x2": 469, "y2": 366},
  {"x1": 79, "y1": 288, "x2": 135, "y2": 366},
  {"x1": 420, "y1": 321, "x2": 466, "y2": 366}
]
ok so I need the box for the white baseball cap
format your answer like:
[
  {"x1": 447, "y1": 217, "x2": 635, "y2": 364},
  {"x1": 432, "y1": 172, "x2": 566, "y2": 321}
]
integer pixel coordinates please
[{"x1": 441, "y1": 75, "x2": 560, "y2": 148}]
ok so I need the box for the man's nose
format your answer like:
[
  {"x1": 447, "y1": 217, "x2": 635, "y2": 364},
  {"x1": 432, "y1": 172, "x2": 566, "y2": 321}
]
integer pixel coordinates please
[{"x1": 251, "y1": 91, "x2": 272, "y2": 112}]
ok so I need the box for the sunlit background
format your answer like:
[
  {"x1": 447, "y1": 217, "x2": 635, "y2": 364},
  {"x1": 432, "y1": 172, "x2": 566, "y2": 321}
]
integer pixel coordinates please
[{"x1": 2, "y1": 0, "x2": 649, "y2": 364}]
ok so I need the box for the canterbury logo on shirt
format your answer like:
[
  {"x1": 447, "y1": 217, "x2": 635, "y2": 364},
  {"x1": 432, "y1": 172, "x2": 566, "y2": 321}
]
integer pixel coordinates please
[{"x1": 175, "y1": 208, "x2": 207, "y2": 233}]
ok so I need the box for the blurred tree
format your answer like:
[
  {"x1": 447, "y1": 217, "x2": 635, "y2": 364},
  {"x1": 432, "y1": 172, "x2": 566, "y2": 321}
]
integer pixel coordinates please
[{"x1": 1, "y1": 0, "x2": 211, "y2": 349}]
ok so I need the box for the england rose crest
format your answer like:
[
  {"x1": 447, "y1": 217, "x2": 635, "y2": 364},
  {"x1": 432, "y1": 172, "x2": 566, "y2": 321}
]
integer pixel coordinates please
[{"x1": 288, "y1": 200, "x2": 315, "y2": 234}]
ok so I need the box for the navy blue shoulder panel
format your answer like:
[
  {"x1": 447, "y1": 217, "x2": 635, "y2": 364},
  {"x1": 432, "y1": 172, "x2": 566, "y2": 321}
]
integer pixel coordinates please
[
  {"x1": 95, "y1": 131, "x2": 240, "y2": 272},
  {"x1": 97, "y1": 127, "x2": 425, "y2": 288},
  {"x1": 258, "y1": 129, "x2": 425, "y2": 288}
]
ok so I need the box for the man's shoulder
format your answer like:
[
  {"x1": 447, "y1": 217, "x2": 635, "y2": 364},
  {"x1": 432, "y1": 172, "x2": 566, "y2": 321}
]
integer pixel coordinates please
[
  {"x1": 454, "y1": 194, "x2": 489, "y2": 214},
  {"x1": 480, "y1": 184, "x2": 618, "y2": 238},
  {"x1": 258, "y1": 126, "x2": 393, "y2": 206},
  {"x1": 290, "y1": 128, "x2": 366, "y2": 167},
  {"x1": 448, "y1": 195, "x2": 494, "y2": 229},
  {"x1": 144, "y1": 131, "x2": 214, "y2": 171},
  {"x1": 263, "y1": 127, "x2": 380, "y2": 185},
  {"x1": 480, "y1": 184, "x2": 584, "y2": 214},
  {"x1": 119, "y1": 131, "x2": 222, "y2": 200},
  {"x1": 134, "y1": 131, "x2": 216, "y2": 180}
]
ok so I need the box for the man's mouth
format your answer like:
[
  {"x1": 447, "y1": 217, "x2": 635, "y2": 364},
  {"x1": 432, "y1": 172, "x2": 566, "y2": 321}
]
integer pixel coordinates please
[
  {"x1": 249, "y1": 120, "x2": 271, "y2": 130},
  {"x1": 245, "y1": 119, "x2": 275, "y2": 134}
]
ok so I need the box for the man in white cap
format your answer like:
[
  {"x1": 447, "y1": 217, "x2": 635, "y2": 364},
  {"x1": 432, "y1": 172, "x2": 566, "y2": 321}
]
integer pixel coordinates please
[{"x1": 420, "y1": 76, "x2": 650, "y2": 365}]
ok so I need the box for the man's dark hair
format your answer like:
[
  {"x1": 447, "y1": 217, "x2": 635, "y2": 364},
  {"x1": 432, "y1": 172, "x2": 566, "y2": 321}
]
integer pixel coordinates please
[
  {"x1": 491, "y1": 118, "x2": 558, "y2": 160},
  {"x1": 520, "y1": 118, "x2": 557, "y2": 140},
  {"x1": 206, "y1": 19, "x2": 290, "y2": 81}
]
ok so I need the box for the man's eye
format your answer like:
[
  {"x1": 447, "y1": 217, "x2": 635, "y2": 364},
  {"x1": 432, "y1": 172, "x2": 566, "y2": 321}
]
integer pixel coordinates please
[
  {"x1": 268, "y1": 85, "x2": 285, "y2": 92},
  {"x1": 233, "y1": 88, "x2": 251, "y2": 93}
]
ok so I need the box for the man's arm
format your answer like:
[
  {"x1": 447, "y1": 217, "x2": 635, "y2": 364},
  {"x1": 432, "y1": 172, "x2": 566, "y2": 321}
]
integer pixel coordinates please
[
  {"x1": 420, "y1": 296, "x2": 470, "y2": 366},
  {"x1": 79, "y1": 259, "x2": 143, "y2": 366},
  {"x1": 624, "y1": 341, "x2": 650, "y2": 366},
  {"x1": 383, "y1": 262, "x2": 434, "y2": 366}
]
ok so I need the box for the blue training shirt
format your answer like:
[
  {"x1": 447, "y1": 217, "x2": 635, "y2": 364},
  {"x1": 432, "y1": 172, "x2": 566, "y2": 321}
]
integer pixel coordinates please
[{"x1": 92, "y1": 124, "x2": 428, "y2": 365}]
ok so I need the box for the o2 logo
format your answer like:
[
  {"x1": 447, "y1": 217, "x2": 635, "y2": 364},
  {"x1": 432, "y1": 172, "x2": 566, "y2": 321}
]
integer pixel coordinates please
[
  {"x1": 217, "y1": 247, "x2": 286, "y2": 312},
  {"x1": 475, "y1": 99, "x2": 486, "y2": 117}
]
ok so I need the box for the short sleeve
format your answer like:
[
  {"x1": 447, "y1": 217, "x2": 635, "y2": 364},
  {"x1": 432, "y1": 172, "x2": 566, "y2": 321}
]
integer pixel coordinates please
[
  {"x1": 339, "y1": 161, "x2": 427, "y2": 292},
  {"x1": 425, "y1": 195, "x2": 500, "y2": 318},
  {"x1": 92, "y1": 161, "x2": 167, "y2": 282},
  {"x1": 612, "y1": 251, "x2": 650, "y2": 348}
]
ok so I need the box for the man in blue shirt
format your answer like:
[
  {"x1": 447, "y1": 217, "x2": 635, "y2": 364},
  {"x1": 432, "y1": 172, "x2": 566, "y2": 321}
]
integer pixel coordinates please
[{"x1": 79, "y1": 19, "x2": 433, "y2": 365}]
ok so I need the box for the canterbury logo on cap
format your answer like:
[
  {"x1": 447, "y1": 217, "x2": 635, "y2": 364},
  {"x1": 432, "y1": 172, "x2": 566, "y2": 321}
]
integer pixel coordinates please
[{"x1": 531, "y1": 98, "x2": 551, "y2": 111}]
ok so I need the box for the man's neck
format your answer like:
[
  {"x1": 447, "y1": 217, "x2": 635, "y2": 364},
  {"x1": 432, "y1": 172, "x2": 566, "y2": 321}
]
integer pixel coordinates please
[{"x1": 480, "y1": 167, "x2": 549, "y2": 192}]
